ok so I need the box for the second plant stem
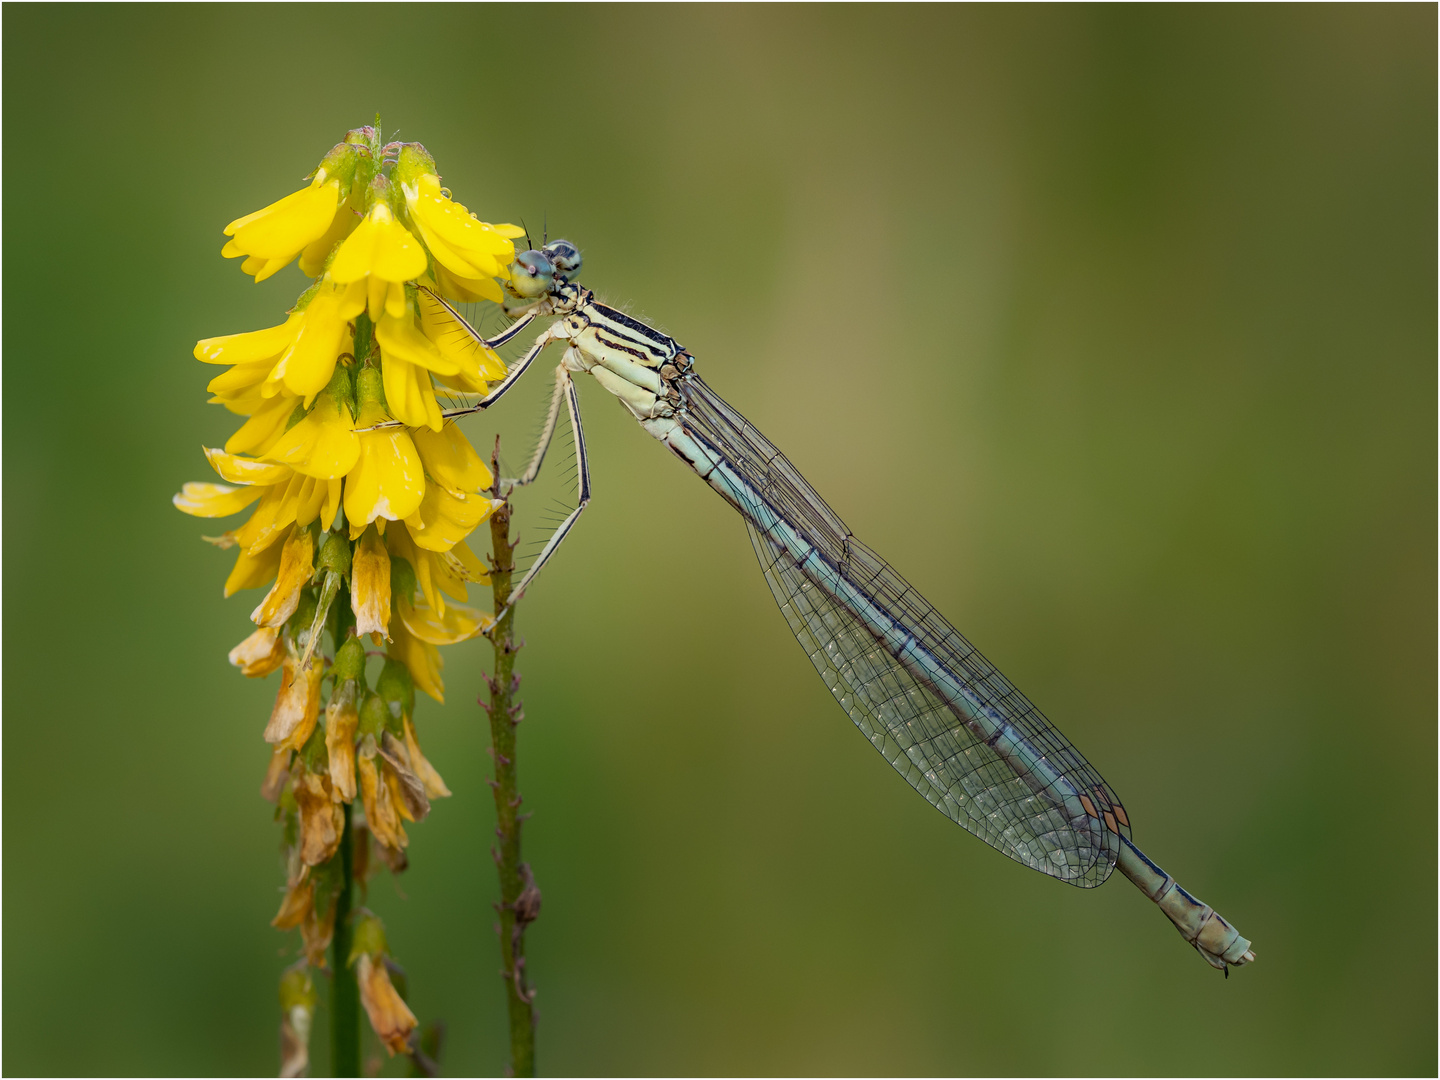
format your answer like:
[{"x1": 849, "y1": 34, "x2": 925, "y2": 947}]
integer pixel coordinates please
[{"x1": 486, "y1": 453, "x2": 539, "y2": 1077}]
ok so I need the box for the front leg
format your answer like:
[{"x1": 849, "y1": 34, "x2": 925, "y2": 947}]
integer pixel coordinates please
[
  {"x1": 499, "y1": 369, "x2": 593, "y2": 611},
  {"x1": 500, "y1": 362, "x2": 568, "y2": 496}
]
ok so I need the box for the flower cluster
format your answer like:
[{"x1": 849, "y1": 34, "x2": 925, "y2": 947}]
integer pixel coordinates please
[{"x1": 175, "y1": 126, "x2": 524, "y2": 1066}]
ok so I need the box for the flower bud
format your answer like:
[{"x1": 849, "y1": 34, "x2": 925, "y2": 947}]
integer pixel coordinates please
[
  {"x1": 332, "y1": 634, "x2": 367, "y2": 684},
  {"x1": 278, "y1": 963, "x2": 316, "y2": 1079},
  {"x1": 375, "y1": 658, "x2": 414, "y2": 732}
]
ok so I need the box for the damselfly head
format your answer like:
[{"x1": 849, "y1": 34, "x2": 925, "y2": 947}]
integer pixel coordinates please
[
  {"x1": 541, "y1": 239, "x2": 581, "y2": 278},
  {"x1": 509, "y1": 249, "x2": 554, "y2": 299}
]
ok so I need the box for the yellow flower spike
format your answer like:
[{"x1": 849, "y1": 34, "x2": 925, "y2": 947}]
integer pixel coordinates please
[
  {"x1": 265, "y1": 645, "x2": 324, "y2": 749},
  {"x1": 352, "y1": 526, "x2": 392, "y2": 640},
  {"x1": 203, "y1": 446, "x2": 293, "y2": 487},
  {"x1": 345, "y1": 369, "x2": 427, "y2": 532},
  {"x1": 355, "y1": 952, "x2": 419, "y2": 1057},
  {"x1": 265, "y1": 279, "x2": 365, "y2": 402},
  {"x1": 325, "y1": 681, "x2": 360, "y2": 803},
  {"x1": 387, "y1": 620, "x2": 444, "y2": 703},
  {"x1": 251, "y1": 527, "x2": 315, "y2": 628},
  {"x1": 403, "y1": 716, "x2": 451, "y2": 799},
  {"x1": 294, "y1": 770, "x2": 345, "y2": 866},
  {"x1": 225, "y1": 537, "x2": 285, "y2": 597},
  {"x1": 225, "y1": 393, "x2": 301, "y2": 457},
  {"x1": 195, "y1": 314, "x2": 304, "y2": 367},
  {"x1": 173, "y1": 481, "x2": 267, "y2": 518},
  {"x1": 412, "y1": 422, "x2": 493, "y2": 493},
  {"x1": 265, "y1": 392, "x2": 360, "y2": 479},
  {"x1": 229, "y1": 626, "x2": 286, "y2": 677}
]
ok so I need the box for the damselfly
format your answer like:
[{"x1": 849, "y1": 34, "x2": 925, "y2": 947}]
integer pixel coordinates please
[{"x1": 405, "y1": 240, "x2": 1256, "y2": 973}]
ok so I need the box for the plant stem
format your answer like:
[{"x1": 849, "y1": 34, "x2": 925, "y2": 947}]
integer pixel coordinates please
[
  {"x1": 487, "y1": 444, "x2": 538, "y2": 1077},
  {"x1": 330, "y1": 574, "x2": 361, "y2": 1077},
  {"x1": 330, "y1": 802, "x2": 360, "y2": 1077}
]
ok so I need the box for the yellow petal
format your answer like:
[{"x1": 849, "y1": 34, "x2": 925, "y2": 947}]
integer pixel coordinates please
[
  {"x1": 204, "y1": 447, "x2": 293, "y2": 487},
  {"x1": 406, "y1": 486, "x2": 501, "y2": 552},
  {"x1": 293, "y1": 474, "x2": 328, "y2": 528},
  {"x1": 358, "y1": 747, "x2": 407, "y2": 851},
  {"x1": 377, "y1": 309, "x2": 459, "y2": 375},
  {"x1": 264, "y1": 394, "x2": 360, "y2": 479},
  {"x1": 173, "y1": 481, "x2": 267, "y2": 518},
  {"x1": 412, "y1": 424, "x2": 492, "y2": 493},
  {"x1": 380, "y1": 355, "x2": 443, "y2": 432},
  {"x1": 388, "y1": 621, "x2": 444, "y2": 703},
  {"x1": 227, "y1": 182, "x2": 339, "y2": 260},
  {"x1": 356, "y1": 953, "x2": 418, "y2": 1056},
  {"x1": 225, "y1": 393, "x2": 300, "y2": 457},
  {"x1": 325, "y1": 683, "x2": 359, "y2": 802},
  {"x1": 271, "y1": 869, "x2": 313, "y2": 930},
  {"x1": 321, "y1": 478, "x2": 342, "y2": 531},
  {"x1": 224, "y1": 537, "x2": 285, "y2": 596},
  {"x1": 272, "y1": 285, "x2": 355, "y2": 401},
  {"x1": 432, "y1": 262, "x2": 504, "y2": 305},
  {"x1": 371, "y1": 218, "x2": 428, "y2": 282},
  {"x1": 299, "y1": 197, "x2": 361, "y2": 278},
  {"x1": 418, "y1": 289, "x2": 507, "y2": 383},
  {"x1": 344, "y1": 429, "x2": 426, "y2": 532},
  {"x1": 328, "y1": 214, "x2": 380, "y2": 284},
  {"x1": 403, "y1": 716, "x2": 450, "y2": 799},
  {"x1": 207, "y1": 360, "x2": 274, "y2": 398},
  {"x1": 265, "y1": 648, "x2": 324, "y2": 748},
  {"x1": 195, "y1": 314, "x2": 303, "y2": 365},
  {"x1": 229, "y1": 626, "x2": 285, "y2": 677},
  {"x1": 251, "y1": 526, "x2": 314, "y2": 627},
  {"x1": 352, "y1": 527, "x2": 392, "y2": 639},
  {"x1": 398, "y1": 596, "x2": 491, "y2": 645}
]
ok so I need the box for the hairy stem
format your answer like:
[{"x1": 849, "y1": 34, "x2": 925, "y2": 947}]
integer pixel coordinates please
[{"x1": 487, "y1": 441, "x2": 538, "y2": 1076}]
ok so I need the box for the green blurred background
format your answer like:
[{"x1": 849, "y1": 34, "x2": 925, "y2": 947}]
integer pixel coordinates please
[{"x1": 4, "y1": 4, "x2": 1434, "y2": 1075}]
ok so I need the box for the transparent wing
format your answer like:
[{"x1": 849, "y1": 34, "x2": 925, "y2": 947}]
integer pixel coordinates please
[{"x1": 680, "y1": 375, "x2": 1127, "y2": 887}]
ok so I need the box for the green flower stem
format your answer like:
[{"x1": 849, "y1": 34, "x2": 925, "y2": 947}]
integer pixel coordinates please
[
  {"x1": 330, "y1": 576, "x2": 361, "y2": 1077},
  {"x1": 330, "y1": 802, "x2": 360, "y2": 1077},
  {"x1": 486, "y1": 449, "x2": 538, "y2": 1077}
]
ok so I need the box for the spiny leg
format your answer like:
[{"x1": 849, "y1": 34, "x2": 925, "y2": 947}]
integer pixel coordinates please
[
  {"x1": 500, "y1": 370, "x2": 592, "y2": 612},
  {"x1": 420, "y1": 285, "x2": 536, "y2": 350},
  {"x1": 501, "y1": 363, "x2": 568, "y2": 494}
]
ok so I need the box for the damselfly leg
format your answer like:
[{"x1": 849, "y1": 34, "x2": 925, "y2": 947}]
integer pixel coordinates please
[{"x1": 412, "y1": 291, "x2": 596, "y2": 612}]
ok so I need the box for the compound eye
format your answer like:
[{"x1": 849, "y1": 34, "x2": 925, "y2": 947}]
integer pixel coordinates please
[
  {"x1": 510, "y1": 249, "x2": 554, "y2": 298},
  {"x1": 542, "y1": 239, "x2": 581, "y2": 277}
]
